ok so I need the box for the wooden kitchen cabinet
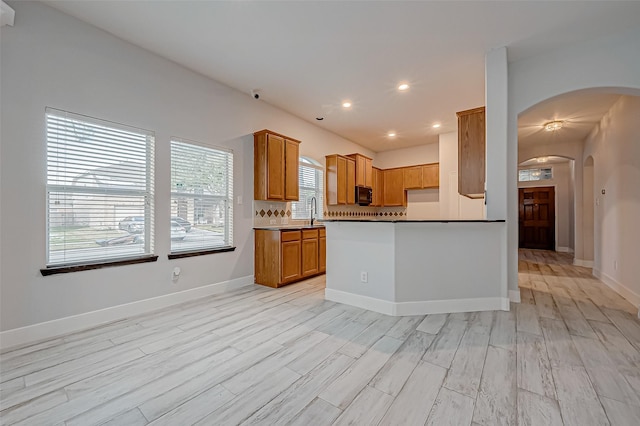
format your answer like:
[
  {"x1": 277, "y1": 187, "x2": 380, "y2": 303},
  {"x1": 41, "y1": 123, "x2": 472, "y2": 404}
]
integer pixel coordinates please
[
  {"x1": 254, "y1": 129, "x2": 300, "y2": 201},
  {"x1": 421, "y1": 163, "x2": 439, "y2": 188},
  {"x1": 371, "y1": 167, "x2": 384, "y2": 206},
  {"x1": 347, "y1": 153, "x2": 373, "y2": 188},
  {"x1": 301, "y1": 229, "x2": 319, "y2": 277},
  {"x1": 383, "y1": 168, "x2": 406, "y2": 206},
  {"x1": 457, "y1": 107, "x2": 485, "y2": 198},
  {"x1": 254, "y1": 227, "x2": 325, "y2": 287},
  {"x1": 326, "y1": 154, "x2": 356, "y2": 205},
  {"x1": 319, "y1": 228, "x2": 326, "y2": 272},
  {"x1": 403, "y1": 166, "x2": 423, "y2": 189}
]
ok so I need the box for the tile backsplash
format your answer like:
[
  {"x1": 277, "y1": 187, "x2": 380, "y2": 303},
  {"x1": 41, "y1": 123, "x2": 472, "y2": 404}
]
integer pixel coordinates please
[{"x1": 253, "y1": 200, "x2": 407, "y2": 226}]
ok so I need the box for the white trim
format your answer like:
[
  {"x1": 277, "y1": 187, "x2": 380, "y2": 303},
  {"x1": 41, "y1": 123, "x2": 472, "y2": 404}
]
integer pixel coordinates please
[
  {"x1": 0, "y1": 275, "x2": 253, "y2": 352},
  {"x1": 325, "y1": 288, "x2": 510, "y2": 316},
  {"x1": 557, "y1": 246, "x2": 573, "y2": 253},
  {"x1": 1, "y1": 1, "x2": 15, "y2": 27},
  {"x1": 325, "y1": 288, "x2": 395, "y2": 315},
  {"x1": 593, "y1": 268, "x2": 640, "y2": 308},
  {"x1": 573, "y1": 258, "x2": 594, "y2": 268},
  {"x1": 509, "y1": 289, "x2": 521, "y2": 303}
]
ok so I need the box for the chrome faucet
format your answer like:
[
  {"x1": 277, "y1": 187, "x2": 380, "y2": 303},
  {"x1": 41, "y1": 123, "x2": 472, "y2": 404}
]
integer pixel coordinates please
[{"x1": 310, "y1": 196, "x2": 317, "y2": 226}]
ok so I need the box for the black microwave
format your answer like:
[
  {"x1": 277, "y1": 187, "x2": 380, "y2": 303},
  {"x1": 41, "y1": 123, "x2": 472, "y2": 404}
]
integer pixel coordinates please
[{"x1": 356, "y1": 186, "x2": 372, "y2": 206}]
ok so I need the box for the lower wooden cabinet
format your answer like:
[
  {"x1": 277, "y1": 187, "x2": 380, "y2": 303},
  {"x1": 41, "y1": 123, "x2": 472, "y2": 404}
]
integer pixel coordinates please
[
  {"x1": 255, "y1": 227, "x2": 326, "y2": 288},
  {"x1": 301, "y1": 229, "x2": 319, "y2": 277},
  {"x1": 319, "y1": 228, "x2": 326, "y2": 273}
]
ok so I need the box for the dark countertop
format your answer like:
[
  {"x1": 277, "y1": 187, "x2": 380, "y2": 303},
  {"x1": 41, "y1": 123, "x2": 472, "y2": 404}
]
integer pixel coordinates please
[
  {"x1": 253, "y1": 225, "x2": 326, "y2": 230},
  {"x1": 320, "y1": 219, "x2": 505, "y2": 223}
]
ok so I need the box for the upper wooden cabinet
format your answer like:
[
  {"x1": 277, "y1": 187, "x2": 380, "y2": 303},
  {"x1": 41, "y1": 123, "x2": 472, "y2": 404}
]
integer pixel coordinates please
[
  {"x1": 383, "y1": 168, "x2": 406, "y2": 206},
  {"x1": 326, "y1": 154, "x2": 356, "y2": 205},
  {"x1": 254, "y1": 129, "x2": 300, "y2": 201},
  {"x1": 347, "y1": 153, "x2": 373, "y2": 188},
  {"x1": 421, "y1": 163, "x2": 439, "y2": 188},
  {"x1": 403, "y1": 166, "x2": 423, "y2": 189},
  {"x1": 457, "y1": 107, "x2": 485, "y2": 198}
]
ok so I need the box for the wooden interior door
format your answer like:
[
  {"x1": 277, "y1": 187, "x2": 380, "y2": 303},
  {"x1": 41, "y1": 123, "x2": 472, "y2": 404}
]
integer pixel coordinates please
[{"x1": 519, "y1": 187, "x2": 555, "y2": 250}]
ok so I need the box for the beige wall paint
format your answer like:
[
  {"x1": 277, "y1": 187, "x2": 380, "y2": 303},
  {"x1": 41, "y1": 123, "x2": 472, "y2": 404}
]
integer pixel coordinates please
[{"x1": 583, "y1": 95, "x2": 640, "y2": 304}]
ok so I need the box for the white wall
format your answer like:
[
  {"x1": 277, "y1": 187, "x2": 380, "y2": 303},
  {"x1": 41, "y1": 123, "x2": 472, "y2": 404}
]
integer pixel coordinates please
[
  {"x1": 0, "y1": 1, "x2": 372, "y2": 332},
  {"x1": 518, "y1": 161, "x2": 573, "y2": 251},
  {"x1": 583, "y1": 95, "x2": 640, "y2": 305},
  {"x1": 506, "y1": 26, "x2": 640, "y2": 292}
]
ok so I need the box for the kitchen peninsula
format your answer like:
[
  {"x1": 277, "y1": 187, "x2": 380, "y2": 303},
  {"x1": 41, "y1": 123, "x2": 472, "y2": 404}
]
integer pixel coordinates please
[{"x1": 322, "y1": 219, "x2": 508, "y2": 316}]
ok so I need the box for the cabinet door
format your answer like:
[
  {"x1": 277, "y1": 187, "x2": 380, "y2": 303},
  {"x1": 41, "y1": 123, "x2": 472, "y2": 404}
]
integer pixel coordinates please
[
  {"x1": 281, "y1": 240, "x2": 301, "y2": 283},
  {"x1": 403, "y1": 166, "x2": 422, "y2": 189},
  {"x1": 347, "y1": 158, "x2": 356, "y2": 204},
  {"x1": 284, "y1": 139, "x2": 299, "y2": 201},
  {"x1": 337, "y1": 156, "x2": 347, "y2": 204},
  {"x1": 319, "y1": 235, "x2": 326, "y2": 272},
  {"x1": 457, "y1": 107, "x2": 485, "y2": 197},
  {"x1": 422, "y1": 164, "x2": 439, "y2": 188},
  {"x1": 302, "y1": 238, "x2": 319, "y2": 277},
  {"x1": 266, "y1": 134, "x2": 285, "y2": 200},
  {"x1": 383, "y1": 168, "x2": 405, "y2": 206},
  {"x1": 364, "y1": 158, "x2": 373, "y2": 188},
  {"x1": 371, "y1": 167, "x2": 378, "y2": 206},
  {"x1": 376, "y1": 166, "x2": 385, "y2": 206},
  {"x1": 354, "y1": 155, "x2": 366, "y2": 186}
]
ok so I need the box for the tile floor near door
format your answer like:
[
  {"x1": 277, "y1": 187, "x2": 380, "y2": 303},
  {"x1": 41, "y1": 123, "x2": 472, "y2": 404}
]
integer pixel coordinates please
[{"x1": 1, "y1": 250, "x2": 640, "y2": 425}]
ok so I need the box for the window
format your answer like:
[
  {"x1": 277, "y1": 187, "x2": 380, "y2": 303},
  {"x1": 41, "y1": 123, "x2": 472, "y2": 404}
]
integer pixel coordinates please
[
  {"x1": 291, "y1": 157, "x2": 323, "y2": 220},
  {"x1": 170, "y1": 139, "x2": 233, "y2": 253},
  {"x1": 46, "y1": 108, "x2": 155, "y2": 267},
  {"x1": 519, "y1": 167, "x2": 553, "y2": 182}
]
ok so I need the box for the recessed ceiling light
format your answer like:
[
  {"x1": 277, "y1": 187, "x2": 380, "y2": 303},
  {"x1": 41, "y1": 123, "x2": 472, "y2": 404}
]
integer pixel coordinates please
[
  {"x1": 432, "y1": 123, "x2": 441, "y2": 128},
  {"x1": 342, "y1": 101, "x2": 352, "y2": 109},
  {"x1": 387, "y1": 131, "x2": 396, "y2": 137},
  {"x1": 544, "y1": 120, "x2": 563, "y2": 131},
  {"x1": 398, "y1": 83, "x2": 409, "y2": 91}
]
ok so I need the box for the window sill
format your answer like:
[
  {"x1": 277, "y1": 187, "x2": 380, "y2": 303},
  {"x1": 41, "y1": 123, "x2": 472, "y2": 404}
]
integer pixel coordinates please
[
  {"x1": 168, "y1": 246, "x2": 236, "y2": 260},
  {"x1": 41, "y1": 255, "x2": 159, "y2": 276}
]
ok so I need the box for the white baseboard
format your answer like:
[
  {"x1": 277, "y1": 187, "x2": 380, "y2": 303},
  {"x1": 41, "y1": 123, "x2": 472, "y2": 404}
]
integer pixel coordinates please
[
  {"x1": 0, "y1": 275, "x2": 254, "y2": 352},
  {"x1": 557, "y1": 246, "x2": 573, "y2": 253},
  {"x1": 325, "y1": 288, "x2": 510, "y2": 316},
  {"x1": 593, "y1": 268, "x2": 640, "y2": 308},
  {"x1": 574, "y1": 258, "x2": 594, "y2": 268},
  {"x1": 509, "y1": 289, "x2": 521, "y2": 303}
]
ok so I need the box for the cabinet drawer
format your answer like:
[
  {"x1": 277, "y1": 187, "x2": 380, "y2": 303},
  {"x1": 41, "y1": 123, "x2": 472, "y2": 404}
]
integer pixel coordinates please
[
  {"x1": 319, "y1": 228, "x2": 326, "y2": 237},
  {"x1": 302, "y1": 229, "x2": 319, "y2": 240},
  {"x1": 281, "y1": 230, "x2": 301, "y2": 242}
]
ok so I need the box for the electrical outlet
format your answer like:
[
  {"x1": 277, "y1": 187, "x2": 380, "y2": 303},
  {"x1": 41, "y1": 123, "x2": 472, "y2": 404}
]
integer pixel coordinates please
[
  {"x1": 270, "y1": 219, "x2": 276, "y2": 225},
  {"x1": 360, "y1": 271, "x2": 368, "y2": 283},
  {"x1": 281, "y1": 218, "x2": 289, "y2": 225},
  {"x1": 614, "y1": 260, "x2": 618, "y2": 270}
]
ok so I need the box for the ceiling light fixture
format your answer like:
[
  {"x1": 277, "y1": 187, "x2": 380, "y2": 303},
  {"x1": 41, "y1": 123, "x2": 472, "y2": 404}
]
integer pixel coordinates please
[
  {"x1": 398, "y1": 83, "x2": 409, "y2": 91},
  {"x1": 388, "y1": 131, "x2": 396, "y2": 137},
  {"x1": 342, "y1": 101, "x2": 352, "y2": 109},
  {"x1": 544, "y1": 120, "x2": 563, "y2": 131},
  {"x1": 432, "y1": 123, "x2": 441, "y2": 128}
]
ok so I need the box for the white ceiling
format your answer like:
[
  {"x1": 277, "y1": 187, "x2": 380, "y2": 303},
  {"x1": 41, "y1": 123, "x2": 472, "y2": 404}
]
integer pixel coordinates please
[
  {"x1": 517, "y1": 91, "x2": 622, "y2": 148},
  {"x1": 43, "y1": 1, "x2": 640, "y2": 152}
]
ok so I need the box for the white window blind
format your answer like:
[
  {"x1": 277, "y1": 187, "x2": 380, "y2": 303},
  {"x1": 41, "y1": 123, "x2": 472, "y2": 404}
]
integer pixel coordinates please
[
  {"x1": 46, "y1": 108, "x2": 155, "y2": 267},
  {"x1": 292, "y1": 157, "x2": 324, "y2": 220},
  {"x1": 170, "y1": 139, "x2": 233, "y2": 253}
]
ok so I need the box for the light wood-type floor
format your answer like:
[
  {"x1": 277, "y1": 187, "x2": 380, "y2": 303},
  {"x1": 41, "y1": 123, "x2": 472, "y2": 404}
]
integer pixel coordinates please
[{"x1": 1, "y1": 249, "x2": 640, "y2": 425}]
